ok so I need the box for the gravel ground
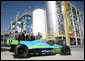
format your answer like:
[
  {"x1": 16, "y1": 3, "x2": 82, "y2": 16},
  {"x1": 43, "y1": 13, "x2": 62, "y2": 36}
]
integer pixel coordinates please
[{"x1": 1, "y1": 47, "x2": 84, "y2": 60}]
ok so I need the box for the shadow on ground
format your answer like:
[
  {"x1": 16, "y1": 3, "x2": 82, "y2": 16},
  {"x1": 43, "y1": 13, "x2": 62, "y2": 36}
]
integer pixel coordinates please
[
  {"x1": 1, "y1": 47, "x2": 10, "y2": 52},
  {"x1": 13, "y1": 54, "x2": 56, "y2": 59}
]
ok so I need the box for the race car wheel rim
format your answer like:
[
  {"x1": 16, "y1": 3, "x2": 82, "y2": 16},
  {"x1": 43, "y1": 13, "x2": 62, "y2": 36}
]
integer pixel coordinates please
[
  {"x1": 18, "y1": 47, "x2": 27, "y2": 54},
  {"x1": 65, "y1": 49, "x2": 69, "y2": 54},
  {"x1": 19, "y1": 48, "x2": 25, "y2": 54},
  {"x1": 64, "y1": 47, "x2": 70, "y2": 55}
]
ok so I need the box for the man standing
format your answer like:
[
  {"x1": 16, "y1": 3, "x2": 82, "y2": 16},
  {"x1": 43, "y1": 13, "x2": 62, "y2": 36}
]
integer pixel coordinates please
[
  {"x1": 26, "y1": 32, "x2": 31, "y2": 41},
  {"x1": 14, "y1": 31, "x2": 19, "y2": 40},
  {"x1": 36, "y1": 32, "x2": 43, "y2": 40},
  {"x1": 23, "y1": 30, "x2": 27, "y2": 41},
  {"x1": 18, "y1": 31, "x2": 24, "y2": 41},
  {"x1": 30, "y1": 33, "x2": 35, "y2": 41},
  {"x1": 10, "y1": 31, "x2": 19, "y2": 52}
]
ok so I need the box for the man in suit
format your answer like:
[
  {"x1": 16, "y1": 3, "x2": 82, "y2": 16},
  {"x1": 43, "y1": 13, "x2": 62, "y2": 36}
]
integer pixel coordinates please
[
  {"x1": 36, "y1": 32, "x2": 43, "y2": 40},
  {"x1": 26, "y1": 32, "x2": 31, "y2": 41},
  {"x1": 30, "y1": 33, "x2": 35, "y2": 41},
  {"x1": 14, "y1": 31, "x2": 19, "y2": 40},
  {"x1": 18, "y1": 31, "x2": 25, "y2": 41}
]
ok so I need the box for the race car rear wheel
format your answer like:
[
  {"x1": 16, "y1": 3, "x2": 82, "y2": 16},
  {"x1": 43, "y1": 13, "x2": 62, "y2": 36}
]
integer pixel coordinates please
[
  {"x1": 60, "y1": 45, "x2": 71, "y2": 55},
  {"x1": 14, "y1": 44, "x2": 29, "y2": 58}
]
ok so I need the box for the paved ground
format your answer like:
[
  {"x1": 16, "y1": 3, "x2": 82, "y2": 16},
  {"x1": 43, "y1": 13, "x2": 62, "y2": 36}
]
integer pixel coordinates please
[{"x1": 1, "y1": 47, "x2": 84, "y2": 60}]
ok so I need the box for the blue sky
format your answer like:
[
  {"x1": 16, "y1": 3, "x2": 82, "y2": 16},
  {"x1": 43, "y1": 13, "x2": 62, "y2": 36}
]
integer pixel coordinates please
[{"x1": 1, "y1": 1, "x2": 84, "y2": 31}]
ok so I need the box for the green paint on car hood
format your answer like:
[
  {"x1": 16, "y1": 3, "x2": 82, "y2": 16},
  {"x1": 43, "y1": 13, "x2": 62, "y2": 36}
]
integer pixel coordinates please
[{"x1": 54, "y1": 47, "x2": 61, "y2": 53}]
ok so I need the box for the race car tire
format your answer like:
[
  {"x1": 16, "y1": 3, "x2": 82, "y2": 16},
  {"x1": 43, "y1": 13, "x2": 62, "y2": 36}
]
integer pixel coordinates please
[
  {"x1": 10, "y1": 45, "x2": 16, "y2": 52},
  {"x1": 60, "y1": 45, "x2": 71, "y2": 55},
  {"x1": 14, "y1": 44, "x2": 29, "y2": 58}
]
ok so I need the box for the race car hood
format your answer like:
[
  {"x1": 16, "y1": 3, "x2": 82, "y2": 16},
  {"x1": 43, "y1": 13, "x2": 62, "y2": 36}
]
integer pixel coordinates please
[
  {"x1": 20, "y1": 40, "x2": 53, "y2": 49},
  {"x1": 53, "y1": 44, "x2": 62, "y2": 48},
  {"x1": 20, "y1": 40, "x2": 62, "y2": 49}
]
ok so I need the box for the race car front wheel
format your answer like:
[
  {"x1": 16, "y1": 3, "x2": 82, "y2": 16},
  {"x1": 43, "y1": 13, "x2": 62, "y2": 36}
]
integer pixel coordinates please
[
  {"x1": 10, "y1": 45, "x2": 16, "y2": 52},
  {"x1": 14, "y1": 44, "x2": 29, "y2": 58},
  {"x1": 60, "y1": 45, "x2": 71, "y2": 55}
]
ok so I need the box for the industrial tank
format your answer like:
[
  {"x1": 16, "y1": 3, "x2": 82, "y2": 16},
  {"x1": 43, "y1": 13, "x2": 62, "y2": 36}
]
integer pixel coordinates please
[
  {"x1": 45, "y1": 1, "x2": 59, "y2": 39},
  {"x1": 33, "y1": 9, "x2": 47, "y2": 39}
]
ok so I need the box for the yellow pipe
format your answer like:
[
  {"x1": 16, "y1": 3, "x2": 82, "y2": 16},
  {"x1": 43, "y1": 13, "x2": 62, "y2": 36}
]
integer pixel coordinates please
[{"x1": 62, "y1": 1, "x2": 71, "y2": 46}]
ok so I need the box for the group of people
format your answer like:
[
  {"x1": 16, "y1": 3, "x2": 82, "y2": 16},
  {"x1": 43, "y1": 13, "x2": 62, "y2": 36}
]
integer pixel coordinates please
[{"x1": 13, "y1": 30, "x2": 42, "y2": 41}]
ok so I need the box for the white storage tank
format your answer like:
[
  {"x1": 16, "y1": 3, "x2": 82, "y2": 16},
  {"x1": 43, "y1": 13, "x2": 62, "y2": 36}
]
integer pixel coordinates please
[
  {"x1": 45, "y1": 1, "x2": 59, "y2": 38},
  {"x1": 33, "y1": 9, "x2": 47, "y2": 39}
]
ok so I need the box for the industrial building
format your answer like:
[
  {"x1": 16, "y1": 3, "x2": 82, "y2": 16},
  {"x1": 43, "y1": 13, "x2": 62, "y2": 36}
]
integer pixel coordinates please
[
  {"x1": 8, "y1": 1, "x2": 84, "y2": 46},
  {"x1": 45, "y1": 1, "x2": 84, "y2": 46},
  {"x1": 8, "y1": 12, "x2": 32, "y2": 34},
  {"x1": 33, "y1": 1, "x2": 84, "y2": 46}
]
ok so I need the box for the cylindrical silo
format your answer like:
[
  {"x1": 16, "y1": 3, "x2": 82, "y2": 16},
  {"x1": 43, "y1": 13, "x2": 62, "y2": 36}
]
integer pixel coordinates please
[
  {"x1": 45, "y1": 1, "x2": 59, "y2": 39},
  {"x1": 33, "y1": 9, "x2": 47, "y2": 39}
]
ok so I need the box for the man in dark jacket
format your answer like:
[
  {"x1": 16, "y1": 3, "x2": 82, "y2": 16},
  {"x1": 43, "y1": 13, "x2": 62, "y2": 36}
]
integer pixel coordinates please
[
  {"x1": 10, "y1": 31, "x2": 19, "y2": 52},
  {"x1": 30, "y1": 33, "x2": 35, "y2": 41},
  {"x1": 25, "y1": 32, "x2": 31, "y2": 41},
  {"x1": 14, "y1": 31, "x2": 19, "y2": 40},
  {"x1": 18, "y1": 31, "x2": 25, "y2": 41},
  {"x1": 23, "y1": 30, "x2": 27, "y2": 41}
]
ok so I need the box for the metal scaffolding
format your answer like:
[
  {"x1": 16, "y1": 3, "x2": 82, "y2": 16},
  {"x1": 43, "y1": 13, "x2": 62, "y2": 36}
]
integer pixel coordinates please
[
  {"x1": 9, "y1": 12, "x2": 32, "y2": 34},
  {"x1": 45, "y1": 1, "x2": 84, "y2": 46}
]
